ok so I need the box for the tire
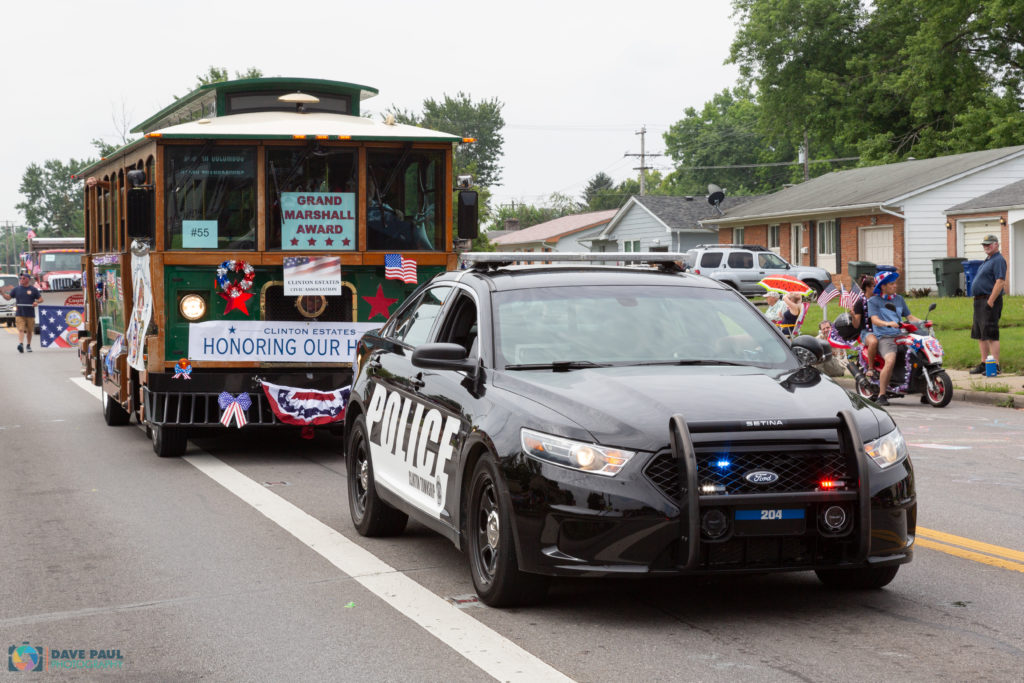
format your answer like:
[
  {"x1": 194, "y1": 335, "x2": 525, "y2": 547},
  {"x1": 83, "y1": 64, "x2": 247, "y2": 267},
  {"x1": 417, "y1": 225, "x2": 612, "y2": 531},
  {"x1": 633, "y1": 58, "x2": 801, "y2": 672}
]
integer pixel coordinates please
[
  {"x1": 815, "y1": 565, "x2": 899, "y2": 589},
  {"x1": 152, "y1": 424, "x2": 187, "y2": 458},
  {"x1": 467, "y1": 457, "x2": 549, "y2": 607},
  {"x1": 347, "y1": 415, "x2": 408, "y2": 537},
  {"x1": 102, "y1": 390, "x2": 131, "y2": 426},
  {"x1": 803, "y1": 280, "x2": 824, "y2": 296},
  {"x1": 924, "y1": 370, "x2": 953, "y2": 408}
]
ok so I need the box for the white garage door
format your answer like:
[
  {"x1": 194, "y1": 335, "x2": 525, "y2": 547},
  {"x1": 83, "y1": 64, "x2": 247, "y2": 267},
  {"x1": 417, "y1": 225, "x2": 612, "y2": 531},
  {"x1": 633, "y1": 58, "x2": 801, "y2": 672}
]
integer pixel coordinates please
[
  {"x1": 963, "y1": 220, "x2": 999, "y2": 259},
  {"x1": 859, "y1": 226, "x2": 893, "y2": 265}
]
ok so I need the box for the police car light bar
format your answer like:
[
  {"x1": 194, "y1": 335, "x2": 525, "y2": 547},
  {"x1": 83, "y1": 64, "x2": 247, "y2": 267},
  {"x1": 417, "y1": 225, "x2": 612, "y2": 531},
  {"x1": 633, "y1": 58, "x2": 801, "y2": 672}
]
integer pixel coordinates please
[{"x1": 460, "y1": 252, "x2": 689, "y2": 267}]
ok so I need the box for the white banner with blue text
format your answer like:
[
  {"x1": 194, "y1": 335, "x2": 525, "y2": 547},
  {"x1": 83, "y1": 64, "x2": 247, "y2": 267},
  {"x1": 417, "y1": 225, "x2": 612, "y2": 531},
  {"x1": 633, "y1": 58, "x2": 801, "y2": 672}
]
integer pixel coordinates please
[{"x1": 187, "y1": 320, "x2": 379, "y2": 363}]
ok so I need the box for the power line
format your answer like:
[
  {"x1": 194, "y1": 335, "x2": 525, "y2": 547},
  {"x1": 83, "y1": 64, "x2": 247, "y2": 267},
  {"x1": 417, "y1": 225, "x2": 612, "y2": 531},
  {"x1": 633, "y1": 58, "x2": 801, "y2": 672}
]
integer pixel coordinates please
[{"x1": 671, "y1": 156, "x2": 859, "y2": 170}]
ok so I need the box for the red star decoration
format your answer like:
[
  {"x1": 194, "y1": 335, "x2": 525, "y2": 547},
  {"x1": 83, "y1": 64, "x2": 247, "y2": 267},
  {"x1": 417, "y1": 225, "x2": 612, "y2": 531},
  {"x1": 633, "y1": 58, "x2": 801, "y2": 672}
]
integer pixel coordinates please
[
  {"x1": 308, "y1": 237, "x2": 317, "y2": 246},
  {"x1": 342, "y1": 237, "x2": 351, "y2": 246},
  {"x1": 290, "y1": 237, "x2": 299, "y2": 246},
  {"x1": 220, "y1": 291, "x2": 253, "y2": 316},
  {"x1": 362, "y1": 284, "x2": 398, "y2": 320},
  {"x1": 325, "y1": 237, "x2": 334, "y2": 246}
]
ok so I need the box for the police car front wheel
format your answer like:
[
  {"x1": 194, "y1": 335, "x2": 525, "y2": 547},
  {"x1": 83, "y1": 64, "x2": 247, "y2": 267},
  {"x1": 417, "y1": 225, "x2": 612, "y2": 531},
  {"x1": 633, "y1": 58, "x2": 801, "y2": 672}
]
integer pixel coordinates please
[
  {"x1": 347, "y1": 415, "x2": 408, "y2": 537},
  {"x1": 467, "y1": 457, "x2": 549, "y2": 607}
]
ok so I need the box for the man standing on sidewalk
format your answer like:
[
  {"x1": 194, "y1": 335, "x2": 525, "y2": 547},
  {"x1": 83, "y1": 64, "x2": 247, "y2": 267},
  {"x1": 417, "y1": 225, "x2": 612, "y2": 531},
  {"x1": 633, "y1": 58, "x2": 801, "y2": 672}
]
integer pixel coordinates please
[
  {"x1": 969, "y1": 234, "x2": 1006, "y2": 376},
  {"x1": 0, "y1": 271, "x2": 42, "y2": 353}
]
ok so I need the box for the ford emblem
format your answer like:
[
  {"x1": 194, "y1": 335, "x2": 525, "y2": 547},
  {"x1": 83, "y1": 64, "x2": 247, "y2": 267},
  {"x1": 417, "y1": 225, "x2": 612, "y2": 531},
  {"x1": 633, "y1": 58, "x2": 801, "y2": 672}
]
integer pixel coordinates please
[{"x1": 744, "y1": 470, "x2": 779, "y2": 485}]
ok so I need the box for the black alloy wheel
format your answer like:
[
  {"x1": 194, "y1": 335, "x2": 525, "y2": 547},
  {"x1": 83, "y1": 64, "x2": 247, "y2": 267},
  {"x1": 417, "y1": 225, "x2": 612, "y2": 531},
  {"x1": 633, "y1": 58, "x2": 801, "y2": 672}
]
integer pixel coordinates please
[{"x1": 346, "y1": 415, "x2": 407, "y2": 537}]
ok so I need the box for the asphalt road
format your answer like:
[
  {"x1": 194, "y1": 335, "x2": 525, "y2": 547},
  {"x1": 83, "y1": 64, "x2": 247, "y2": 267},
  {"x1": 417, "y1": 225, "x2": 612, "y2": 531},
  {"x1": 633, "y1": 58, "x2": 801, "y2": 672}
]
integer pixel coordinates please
[{"x1": 2, "y1": 338, "x2": 1022, "y2": 681}]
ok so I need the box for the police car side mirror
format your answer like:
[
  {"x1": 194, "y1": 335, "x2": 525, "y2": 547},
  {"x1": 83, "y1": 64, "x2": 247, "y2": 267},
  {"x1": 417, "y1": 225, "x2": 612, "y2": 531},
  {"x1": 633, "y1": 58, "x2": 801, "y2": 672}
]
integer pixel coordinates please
[
  {"x1": 412, "y1": 343, "x2": 477, "y2": 374},
  {"x1": 790, "y1": 335, "x2": 827, "y2": 366}
]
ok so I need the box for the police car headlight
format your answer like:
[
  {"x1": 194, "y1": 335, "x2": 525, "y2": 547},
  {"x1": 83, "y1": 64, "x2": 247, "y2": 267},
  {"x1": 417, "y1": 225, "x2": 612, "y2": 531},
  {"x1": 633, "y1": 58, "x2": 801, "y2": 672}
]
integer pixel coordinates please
[
  {"x1": 863, "y1": 428, "x2": 909, "y2": 469},
  {"x1": 179, "y1": 294, "x2": 207, "y2": 321},
  {"x1": 521, "y1": 428, "x2": 634, "y2": 476}
]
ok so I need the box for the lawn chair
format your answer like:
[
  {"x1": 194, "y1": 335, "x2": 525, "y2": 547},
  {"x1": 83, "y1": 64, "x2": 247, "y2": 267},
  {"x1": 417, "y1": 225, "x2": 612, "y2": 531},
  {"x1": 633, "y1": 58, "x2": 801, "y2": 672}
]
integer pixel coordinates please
[{"x1": 776, "y1": 302, "x2": 810, "y2": 337}]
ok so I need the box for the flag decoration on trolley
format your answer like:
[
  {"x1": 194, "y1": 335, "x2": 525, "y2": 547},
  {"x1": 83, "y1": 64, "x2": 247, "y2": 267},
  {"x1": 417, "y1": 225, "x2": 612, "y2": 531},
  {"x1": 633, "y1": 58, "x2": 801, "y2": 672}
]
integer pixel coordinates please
[
  {"x1": 38, "y1": 305, "x2": 85, "y2": 348},
  {"x1": 219, "y1": 392, "x2": 251, "y2": 428},
  {"x1": 841, "y1": 281, "x2": 864, "y2": 310},
  {"x1": 261, "y1": 381, "x2": 351, "y2": 439},
  {"x1": 816, "y1": 283, "x2": 839, "y2": 309},
  {"x1": 385, "y1": 254, "x2": 417, "y2": 284},
  {"x1": 284, "y1": 255, "x2": 338, "y2": 278}
]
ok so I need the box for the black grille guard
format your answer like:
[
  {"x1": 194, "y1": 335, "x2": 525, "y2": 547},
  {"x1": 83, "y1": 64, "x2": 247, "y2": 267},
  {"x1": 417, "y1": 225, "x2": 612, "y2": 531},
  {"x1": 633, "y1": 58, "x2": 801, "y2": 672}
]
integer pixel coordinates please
[{"x1": 669, "y1": 411, "x2": 870, "y2": 570}]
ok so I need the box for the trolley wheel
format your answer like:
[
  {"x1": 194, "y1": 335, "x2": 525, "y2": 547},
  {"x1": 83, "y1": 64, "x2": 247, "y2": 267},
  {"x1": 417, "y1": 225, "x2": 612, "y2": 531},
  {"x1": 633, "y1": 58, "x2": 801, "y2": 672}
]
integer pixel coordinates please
[
  {"x1": 102, "y1": 391, "x2": 131, "y2": 426},
  {"x1": 152, "y1": 424, "x2": 187, "y2": 458}
]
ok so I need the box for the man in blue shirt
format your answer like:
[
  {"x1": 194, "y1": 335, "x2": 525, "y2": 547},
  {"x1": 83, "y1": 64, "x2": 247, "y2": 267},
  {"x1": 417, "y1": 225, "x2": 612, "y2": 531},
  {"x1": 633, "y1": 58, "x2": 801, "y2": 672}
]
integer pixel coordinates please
[
  {"x1": 867, "y1": 270, "x2": 922, "y2": 405},
  {"x1": 968, "y1": 234, "x2": 1007, "y2": 375},
  {"x1": 0, "y1": 272, "x2": 42, "y2": 353}
]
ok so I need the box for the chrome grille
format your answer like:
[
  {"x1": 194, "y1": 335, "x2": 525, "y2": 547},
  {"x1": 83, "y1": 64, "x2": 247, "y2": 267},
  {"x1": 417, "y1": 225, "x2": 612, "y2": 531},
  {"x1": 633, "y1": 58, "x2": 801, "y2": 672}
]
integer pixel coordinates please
[{"x1": 262, "y1": 284, "x2": 353, "y2": 322}]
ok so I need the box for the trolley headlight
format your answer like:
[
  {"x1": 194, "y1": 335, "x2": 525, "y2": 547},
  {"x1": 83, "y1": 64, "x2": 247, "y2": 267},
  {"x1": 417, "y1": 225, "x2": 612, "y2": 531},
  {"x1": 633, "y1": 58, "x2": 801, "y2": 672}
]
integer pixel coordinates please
[
  {"x1": 179, "y1": 293, "x2": 207, "y2": 321},
  {"x1": 521, "y1": 428, "x2": 634, "y2": 476},
  {"x1": 863, "y1": 428, "x2": 909, "y2": 469}
]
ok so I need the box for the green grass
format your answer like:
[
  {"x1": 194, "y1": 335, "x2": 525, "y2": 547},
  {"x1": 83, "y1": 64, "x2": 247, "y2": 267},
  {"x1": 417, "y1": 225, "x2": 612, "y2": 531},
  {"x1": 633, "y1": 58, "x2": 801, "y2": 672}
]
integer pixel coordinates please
[
  {"x1": 969, "y1": 382, "x2": 1010, "y2": 393},
  {"x1": 760, "y1": 294, "x2": 1024, "y2": 373}
]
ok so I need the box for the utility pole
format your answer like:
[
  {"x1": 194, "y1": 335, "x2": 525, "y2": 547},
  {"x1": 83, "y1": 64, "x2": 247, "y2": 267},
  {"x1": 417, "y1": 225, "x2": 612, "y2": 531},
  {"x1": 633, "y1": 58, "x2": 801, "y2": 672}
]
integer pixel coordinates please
[{"x1": 624, "y1": 125, "x2": 663, "y2": 196}]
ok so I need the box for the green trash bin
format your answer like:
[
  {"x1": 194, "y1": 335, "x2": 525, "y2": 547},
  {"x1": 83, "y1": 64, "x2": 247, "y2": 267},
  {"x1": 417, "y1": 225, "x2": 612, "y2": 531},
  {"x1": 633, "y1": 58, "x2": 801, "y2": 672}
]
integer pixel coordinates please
[
  {"x1": 848, "y1": 260, "x2": 876, "y2": 286},
  {"x1": 932, "y1": 257, "x2": 963, "y2": 297}
]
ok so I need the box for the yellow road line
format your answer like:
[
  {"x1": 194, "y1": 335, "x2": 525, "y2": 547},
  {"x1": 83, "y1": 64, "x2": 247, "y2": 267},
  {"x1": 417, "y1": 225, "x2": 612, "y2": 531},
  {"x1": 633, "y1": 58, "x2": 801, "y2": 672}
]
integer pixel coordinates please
[
  {"x1": 915, "y1": 538, "x2": 1024, "y2": 573},
  {"x1": 918, "y1": 526, "x2": 1024, "y2": 563}
]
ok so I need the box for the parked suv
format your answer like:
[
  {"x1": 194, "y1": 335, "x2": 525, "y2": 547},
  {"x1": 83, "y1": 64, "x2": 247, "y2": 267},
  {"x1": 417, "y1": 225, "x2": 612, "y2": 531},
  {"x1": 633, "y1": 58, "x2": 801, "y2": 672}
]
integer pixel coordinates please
[
  {"x1": 684, "y1": 244, "x2": 831, "y2": 295},
  {"x1": 0, "y1": 274, "x2": 19, "y2": 326}
]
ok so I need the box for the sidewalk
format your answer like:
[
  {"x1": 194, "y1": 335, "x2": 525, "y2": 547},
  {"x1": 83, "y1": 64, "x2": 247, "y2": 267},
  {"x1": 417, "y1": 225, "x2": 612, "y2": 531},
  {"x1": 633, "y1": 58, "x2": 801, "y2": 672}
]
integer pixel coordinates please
[{"x1": 833, "y1": 367, "x2": 1024, "y2": 408}]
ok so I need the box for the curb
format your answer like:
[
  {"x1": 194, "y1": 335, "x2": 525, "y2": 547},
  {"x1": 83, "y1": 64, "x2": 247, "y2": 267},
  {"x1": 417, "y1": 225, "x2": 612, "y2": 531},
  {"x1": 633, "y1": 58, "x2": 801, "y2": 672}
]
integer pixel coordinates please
[{"x1": 833, "y1": 377, "x2": 1019, "y2": 408}]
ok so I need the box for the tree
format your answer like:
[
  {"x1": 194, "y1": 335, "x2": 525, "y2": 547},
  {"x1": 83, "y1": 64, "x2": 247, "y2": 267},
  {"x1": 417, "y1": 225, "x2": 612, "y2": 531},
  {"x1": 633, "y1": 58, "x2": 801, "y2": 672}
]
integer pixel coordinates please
[
  {"x1": 582, "y1": 173, "x2": 615, "y2": 206},
  {"x1": 195, "y1": 66, "x2": 264, "y2": 88},
  {"x1": 16, "y1": 158, "x2": 92, "y2": 236},
  {"x1": 386, "y1": 92, "x2": 505, "y2": 187},
  {"x1": 486, "y1": 193, "x2": 581, "y2": 232}
]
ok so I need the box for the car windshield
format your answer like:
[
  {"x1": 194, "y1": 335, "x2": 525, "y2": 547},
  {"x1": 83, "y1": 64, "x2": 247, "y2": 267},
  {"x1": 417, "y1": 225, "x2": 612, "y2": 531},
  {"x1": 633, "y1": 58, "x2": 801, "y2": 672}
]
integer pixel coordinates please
[
  {"x1": 40, "y1": 253, "x2": 82, "y2": 272},
  {"x1": 493, "y1": 284, "x2": 794, "y2": 368}
]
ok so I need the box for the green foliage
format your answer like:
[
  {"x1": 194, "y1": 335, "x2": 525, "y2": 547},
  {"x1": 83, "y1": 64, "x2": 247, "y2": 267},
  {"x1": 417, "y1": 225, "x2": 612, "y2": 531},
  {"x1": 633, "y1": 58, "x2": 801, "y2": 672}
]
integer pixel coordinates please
[
  {"x1": 487, "y1": 193, "x2": 582, "y2": 232},
  {"x1": 662, "y1": 87, "x2": 807, "y2": 194},
  {"x1": 16, "y1": 158, "x2": 93, "y2": 236},
  {"x1": 582, "y1": 173, "x2": 615, "y2": 206},
  {"x1": 471, "y1": 230, "x2": 497, "y2": 252},
  {"x1": 389, "y1": 92, "x2": 505, "y2": 188},
  {"x1": 196, "y1": 66, "x2": 264, "y2": 88},
  {"x1": 725, "y1": 0, "x2": 1024, "y2": 169}
]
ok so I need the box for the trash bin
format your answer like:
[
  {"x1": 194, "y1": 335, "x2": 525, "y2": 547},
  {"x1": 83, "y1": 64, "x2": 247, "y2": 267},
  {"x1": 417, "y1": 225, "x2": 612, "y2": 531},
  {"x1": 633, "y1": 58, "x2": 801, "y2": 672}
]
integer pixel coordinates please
[
  {"x1": 932, "y1": 257, "x2": 965, "y2": 297},
  {"x1": 848, "y1": 260, "x2": 876, "y2": 285},
  {"x1": 962, "y1": 259, "x2": 984, "y2": 296}
]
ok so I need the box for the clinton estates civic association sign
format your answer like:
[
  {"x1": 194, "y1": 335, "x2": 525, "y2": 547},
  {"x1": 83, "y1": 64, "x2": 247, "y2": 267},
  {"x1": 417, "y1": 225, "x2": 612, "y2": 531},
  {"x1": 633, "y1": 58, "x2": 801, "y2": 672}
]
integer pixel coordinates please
[{"x1": 187, "y1": 320, "x2": 379, "y2": 363}]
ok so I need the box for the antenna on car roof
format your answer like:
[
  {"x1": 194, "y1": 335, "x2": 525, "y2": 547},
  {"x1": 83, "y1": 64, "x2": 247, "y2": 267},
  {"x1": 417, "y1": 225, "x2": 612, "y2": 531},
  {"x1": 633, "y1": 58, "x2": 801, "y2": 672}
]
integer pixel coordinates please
[{"x1": 707, "y1": 184, "x2": 726, "y2": 216}]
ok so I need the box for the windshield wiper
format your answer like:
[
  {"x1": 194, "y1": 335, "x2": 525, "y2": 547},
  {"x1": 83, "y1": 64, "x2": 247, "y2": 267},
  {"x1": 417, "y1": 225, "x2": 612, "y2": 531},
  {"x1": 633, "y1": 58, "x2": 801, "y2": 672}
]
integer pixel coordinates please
[
  {"x1": 626, "y1": 359, "x2": 751, "y2": 367},
  {"x1": 504, "y1": 360, "x2": 610, "y2": 372}
]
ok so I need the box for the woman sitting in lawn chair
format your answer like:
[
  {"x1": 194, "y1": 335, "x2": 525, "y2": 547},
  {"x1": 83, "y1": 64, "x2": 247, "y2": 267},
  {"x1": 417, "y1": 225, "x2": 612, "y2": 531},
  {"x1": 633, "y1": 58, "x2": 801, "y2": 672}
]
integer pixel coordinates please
[{"x1": 775, "y1": 291, "x2": 809, "y2": 337}]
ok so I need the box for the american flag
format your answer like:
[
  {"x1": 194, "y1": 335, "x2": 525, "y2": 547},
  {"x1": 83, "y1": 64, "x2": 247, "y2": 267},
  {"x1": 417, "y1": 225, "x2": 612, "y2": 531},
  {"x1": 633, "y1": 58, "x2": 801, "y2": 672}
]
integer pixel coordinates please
[
  {"x1": 283, "y1": 255, "x2": 340, "y2": 278},
  {"x1": 385, "y1": 254, "x2": 417, "y2": 284},
  {"x1": 816, "y1": 283, "x2": 840, "y2": 309},
  {"x1": 39, "y1": 305, "x2": 84, "y2": 348},
  {"x1": 840, "y1": 281, "x2": 864, "y2": 310}
]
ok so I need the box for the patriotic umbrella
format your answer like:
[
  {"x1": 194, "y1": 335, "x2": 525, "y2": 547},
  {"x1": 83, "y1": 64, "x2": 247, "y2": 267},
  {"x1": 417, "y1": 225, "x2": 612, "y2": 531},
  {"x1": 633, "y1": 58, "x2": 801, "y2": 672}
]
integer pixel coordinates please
[
  {"x1": 758, "y1": 275, "x2": 812, "y2": 295},
  {"x1": 262, "y1": 381, "x2": 351, "y2": 439}
]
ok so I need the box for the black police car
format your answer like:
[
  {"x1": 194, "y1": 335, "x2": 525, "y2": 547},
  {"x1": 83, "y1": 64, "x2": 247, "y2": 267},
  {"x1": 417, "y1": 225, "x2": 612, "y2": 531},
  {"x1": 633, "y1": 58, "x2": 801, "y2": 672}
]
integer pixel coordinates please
[{"x1": 345, "y1": 253, "x2": 915, "y2": 606}]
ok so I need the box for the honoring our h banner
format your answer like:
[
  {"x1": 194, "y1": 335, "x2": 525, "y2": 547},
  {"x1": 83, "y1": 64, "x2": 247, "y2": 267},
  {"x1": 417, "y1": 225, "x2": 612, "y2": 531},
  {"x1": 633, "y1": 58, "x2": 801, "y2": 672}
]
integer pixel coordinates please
[
  {"x1": 187, "y1": 320, "x2": 379, "y2": 363},
  {"x1": 38, "y1": 305, "x2": 85, "y2": 348}
]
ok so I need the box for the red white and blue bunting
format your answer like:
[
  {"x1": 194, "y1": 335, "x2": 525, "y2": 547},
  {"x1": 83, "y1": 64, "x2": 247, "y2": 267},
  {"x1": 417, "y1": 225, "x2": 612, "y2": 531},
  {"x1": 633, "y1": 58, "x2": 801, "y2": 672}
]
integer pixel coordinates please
[
  {"x1": 218, "y1": 392, "x2": 251, "y2": 429},
  {"x1": 261, "y1": 381, "x2": 350, "y2": 439}
]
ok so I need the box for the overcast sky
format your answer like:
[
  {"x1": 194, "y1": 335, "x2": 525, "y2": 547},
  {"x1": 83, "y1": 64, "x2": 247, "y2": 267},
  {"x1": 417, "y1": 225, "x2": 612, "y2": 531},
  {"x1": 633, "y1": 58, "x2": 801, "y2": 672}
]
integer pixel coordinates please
[{"x1": 0, "y1": 0, "x2": 741, "y2": 228}]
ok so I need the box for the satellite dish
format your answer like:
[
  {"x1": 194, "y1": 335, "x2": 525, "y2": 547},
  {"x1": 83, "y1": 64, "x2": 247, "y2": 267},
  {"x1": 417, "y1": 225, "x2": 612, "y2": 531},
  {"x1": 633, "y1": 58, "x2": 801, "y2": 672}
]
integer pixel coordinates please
[{"x1": 707, "y1": 183, "x2": 726, "y2": 214}]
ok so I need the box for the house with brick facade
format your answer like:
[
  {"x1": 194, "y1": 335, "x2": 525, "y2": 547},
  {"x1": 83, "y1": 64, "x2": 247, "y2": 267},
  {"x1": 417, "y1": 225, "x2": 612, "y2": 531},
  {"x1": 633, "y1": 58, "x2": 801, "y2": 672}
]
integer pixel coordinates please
[
  {"x1": 945, "y1": 179, "x2": 1024, "y2": 295},
  {"x1": 701, "y1": 145, "x2": 1024, "y2": 291}
]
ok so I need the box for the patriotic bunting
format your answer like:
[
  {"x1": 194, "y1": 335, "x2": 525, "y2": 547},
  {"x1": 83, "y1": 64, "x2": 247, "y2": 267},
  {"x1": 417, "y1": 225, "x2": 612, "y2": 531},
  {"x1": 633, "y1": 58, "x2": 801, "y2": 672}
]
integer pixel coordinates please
[{"x1": 261, "y1": 381, "x2": 351, "y2": 439}]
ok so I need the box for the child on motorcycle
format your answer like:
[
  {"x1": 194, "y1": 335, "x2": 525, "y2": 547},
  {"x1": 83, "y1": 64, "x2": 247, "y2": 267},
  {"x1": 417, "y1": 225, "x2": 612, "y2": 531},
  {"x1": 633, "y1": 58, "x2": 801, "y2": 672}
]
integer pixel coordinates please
[{"x1": 867, "y1": 271, "x2": 923, "y2": 405}]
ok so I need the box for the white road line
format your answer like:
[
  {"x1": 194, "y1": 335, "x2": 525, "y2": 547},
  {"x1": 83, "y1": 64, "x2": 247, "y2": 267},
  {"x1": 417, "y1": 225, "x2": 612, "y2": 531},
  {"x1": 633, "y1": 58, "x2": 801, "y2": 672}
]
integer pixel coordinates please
[{"x1": 70, "y1": 377, "x2": 573, "y2": 683}]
